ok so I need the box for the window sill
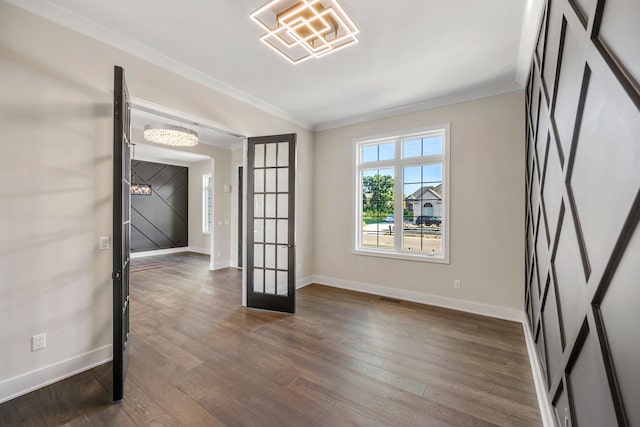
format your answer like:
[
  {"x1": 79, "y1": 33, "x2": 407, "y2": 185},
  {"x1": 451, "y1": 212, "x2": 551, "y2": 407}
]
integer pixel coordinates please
[{"x1": 352, "y1": 248, "x2": 449, "y2": 264}]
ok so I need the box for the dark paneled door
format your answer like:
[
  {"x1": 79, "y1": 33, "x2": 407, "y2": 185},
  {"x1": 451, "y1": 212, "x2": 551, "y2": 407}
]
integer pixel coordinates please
[
  {"x1": 246, "y1": 134, "x2": 296, "y2": 313},
  {"x1": 112, "y1": 66, "x2": 131, "y2": 402}
]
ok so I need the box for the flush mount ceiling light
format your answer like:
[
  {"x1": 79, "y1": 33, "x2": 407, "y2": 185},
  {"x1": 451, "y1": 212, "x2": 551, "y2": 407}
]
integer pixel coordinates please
[
  {"x1": 250, "y1": 0, "x2": 359, "y2": 64},
  {"x1": 143, "y1": 124, "x2": 198, "y2": 147}
]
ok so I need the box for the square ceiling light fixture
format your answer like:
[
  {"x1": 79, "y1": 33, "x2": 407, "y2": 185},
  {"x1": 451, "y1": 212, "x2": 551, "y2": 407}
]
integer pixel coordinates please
[{"x1": 250, "y1": 0, "x2": 359, "y2": 64}]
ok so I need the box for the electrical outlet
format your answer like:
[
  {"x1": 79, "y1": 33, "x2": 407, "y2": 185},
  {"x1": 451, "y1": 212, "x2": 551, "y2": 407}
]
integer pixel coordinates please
[
  {"x1": 454, "y1": 279, "x2": 461, "y2": 289},
  {"x1": 32, "y1": 333, "x2": 46, "y2": 351}
]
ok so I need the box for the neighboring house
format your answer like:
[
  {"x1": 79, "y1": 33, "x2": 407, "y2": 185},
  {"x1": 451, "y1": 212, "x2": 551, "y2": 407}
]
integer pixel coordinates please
[{"x1": 405, "y1": 185, "x2": 442, "y2": 220}]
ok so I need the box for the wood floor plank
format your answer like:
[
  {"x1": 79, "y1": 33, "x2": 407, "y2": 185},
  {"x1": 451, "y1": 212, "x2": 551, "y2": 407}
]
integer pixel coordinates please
[{"x1": 0, "y1": 252, "x2": 541, "y2": 426}]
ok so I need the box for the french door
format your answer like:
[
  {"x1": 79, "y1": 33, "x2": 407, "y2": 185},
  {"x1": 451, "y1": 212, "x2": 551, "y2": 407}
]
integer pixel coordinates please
[
  {"x1": 246, "y1": 134, "x2": 296, "y2": 313},
  {"x1": 112, "y1": 65, "x2": 131, "y2": 401},
  {"x1": 238, "y1": 166, "x2": 243, "y2": 268}
]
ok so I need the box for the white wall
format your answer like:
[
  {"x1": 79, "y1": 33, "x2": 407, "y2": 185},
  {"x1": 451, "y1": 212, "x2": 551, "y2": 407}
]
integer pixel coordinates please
[
  {"x1": 0, "y1": 1, "x2": 313, "y2": 402},
  {"x1": 188, "y1": 159, "x2": 213, "y2": 255},
  {"x1": 230, "y1": 148, "x2": 243, "y2": 268},
  {"x1": 186, "y1": 154, "x2": 235, "y2": 270},
  {"x1": 313, "y1": 92, "x2": 525, "y2": 315}
]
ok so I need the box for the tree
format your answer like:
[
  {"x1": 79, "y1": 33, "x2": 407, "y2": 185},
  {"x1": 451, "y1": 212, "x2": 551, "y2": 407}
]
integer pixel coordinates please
[{"x1": 362, "y1": 174, "x2": 394, "y2": 217}]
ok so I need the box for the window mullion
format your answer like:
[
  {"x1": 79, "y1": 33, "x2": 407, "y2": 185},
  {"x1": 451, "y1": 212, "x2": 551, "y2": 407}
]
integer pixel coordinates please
[
  {"x1": 394, "y1": 163, "x2": 402, "y2": 251},
  {"x1": 360, "y1": 159, "x2": 396, "y2": 168},
  {"x1": 397, "y1": 156, "x2": 443, "y2": 167}
]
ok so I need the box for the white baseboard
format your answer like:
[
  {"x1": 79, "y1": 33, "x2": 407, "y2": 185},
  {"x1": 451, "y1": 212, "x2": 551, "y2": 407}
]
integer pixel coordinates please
[
  {"x1": 522, "y1": 314, "x2": 555, "y2": 427},
  {"x1": 189, "y1": 247, "x2": 211, "y2": 255},
  {"x1": 0, "y1": 345, "x2": 112, "y2": 404},
  {"x1": 131, "y1": 247, "x2": 211, "y2": 259},
  {"x1": 213, "y1": 260, "x2": 232, "y2": 270},
  {"x1": 296, "y1": 275, "x2": 313, "y2": 289},
  {"x1": 131, "y1": 247, "x2": 190, "y2": 258},
  {"x1": 310, "y1": 275, "x2": 523, "y2": 322}
]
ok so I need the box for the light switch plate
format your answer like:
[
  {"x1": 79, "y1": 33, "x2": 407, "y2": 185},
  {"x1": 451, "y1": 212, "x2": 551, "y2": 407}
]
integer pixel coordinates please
[{"x1": 99, "y1": 236, "x2": 110, "y2": 250}]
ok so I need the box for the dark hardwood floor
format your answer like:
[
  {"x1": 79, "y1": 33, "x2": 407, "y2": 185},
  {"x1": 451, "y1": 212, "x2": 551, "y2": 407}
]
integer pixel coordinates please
[{"x1": 0, "y1": 253, "x2": 541, "y2": 426}]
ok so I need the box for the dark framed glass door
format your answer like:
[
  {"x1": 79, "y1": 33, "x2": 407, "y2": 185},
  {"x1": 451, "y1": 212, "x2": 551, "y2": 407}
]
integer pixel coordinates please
[
  {"x1": 238, "y1": 166, "x2": 243, "y2": 268},
  {"x1": 112, "y1": 65, "x2": 131, "y2": 401},
  {"x1": 246, "y1": 134, "x2": 296, "y2": 313}
]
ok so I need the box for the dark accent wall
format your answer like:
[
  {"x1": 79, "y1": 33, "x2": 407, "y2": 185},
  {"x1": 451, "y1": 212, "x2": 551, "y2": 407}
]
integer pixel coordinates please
[
  {"x1": 131, "y1": 160, "x2": 188, "y2": 252},
  {"x1": 525, "y1": 0, "x2": 639, "y2": 426}
]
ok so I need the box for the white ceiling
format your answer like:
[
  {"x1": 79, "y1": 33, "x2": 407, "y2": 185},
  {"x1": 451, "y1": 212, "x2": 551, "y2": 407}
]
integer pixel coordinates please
[
  {"x1": 10, "y1": 0, "x2": 543, "y2": 130},
  {"x1": 131, "y1": 107, "x2": 243, "y2": 148},
  {"x1": 133, "y1": 142, "x2": 211, "y2": 167}
]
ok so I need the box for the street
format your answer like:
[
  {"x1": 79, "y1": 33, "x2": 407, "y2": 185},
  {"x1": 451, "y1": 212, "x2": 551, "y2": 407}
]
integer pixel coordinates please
[{"x1": 362, "y1": 222, "x2": 442, "y2": 253}]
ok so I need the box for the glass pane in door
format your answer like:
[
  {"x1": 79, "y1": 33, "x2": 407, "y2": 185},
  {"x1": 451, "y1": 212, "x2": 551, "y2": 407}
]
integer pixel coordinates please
[
  {"x1": 265, "y1": 270, "x2": 276, "y2": 294},
  {"x1": 278, "y1": 142, "x2": 289, "y2": 166},
  {"x1": 265, "y1": 169, "x2": 276, "y2": 192},
  {"x1": 277, "y1": 271, "x2": 288, "y2": 296},
  {"x1": 254, "y1": 144, "x2": 264, "y2": 167},
  {"x1": 253, "y1": 269, "x2": 264, "y2": 292},
  {"x1": 265, "y1": 244, "x2": 275, "y2": 269}
]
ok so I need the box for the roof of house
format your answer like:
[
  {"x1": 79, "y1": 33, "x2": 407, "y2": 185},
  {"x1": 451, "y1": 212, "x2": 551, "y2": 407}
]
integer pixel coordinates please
[{"x1": 406, "y1": 185, "x2": 442, "y2": 201}]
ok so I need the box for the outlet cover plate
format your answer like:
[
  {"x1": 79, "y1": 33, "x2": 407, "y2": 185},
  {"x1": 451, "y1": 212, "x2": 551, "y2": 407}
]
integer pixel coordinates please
[{"x1": 32, "y1": 333, "x2": 46, "y2": 351}]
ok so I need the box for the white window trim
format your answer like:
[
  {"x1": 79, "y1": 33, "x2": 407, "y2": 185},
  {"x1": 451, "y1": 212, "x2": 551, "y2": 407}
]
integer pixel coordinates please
[
  {"x1": 202, "y1": 174, "x2": 212, "y2": 235},
  {"x1": 352, "y1": 123, "x2": 451, "y2": 264}
]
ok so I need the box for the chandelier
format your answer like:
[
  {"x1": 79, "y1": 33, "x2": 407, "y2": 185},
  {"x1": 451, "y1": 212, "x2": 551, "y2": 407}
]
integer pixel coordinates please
[{"x1": 143, "y1": 124, "x2": 198, "y2": 147}]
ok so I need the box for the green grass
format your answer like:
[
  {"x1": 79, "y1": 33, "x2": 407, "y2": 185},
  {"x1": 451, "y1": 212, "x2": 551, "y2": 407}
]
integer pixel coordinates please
[{"x1": 362, "y1": 216, "x2": 384, "y2": 225}]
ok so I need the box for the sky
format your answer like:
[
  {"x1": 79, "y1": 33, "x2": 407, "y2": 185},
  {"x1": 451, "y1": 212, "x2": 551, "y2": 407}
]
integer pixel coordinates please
[{"x1": 361, "y1": 136, "x2": 443, "y2": 197}]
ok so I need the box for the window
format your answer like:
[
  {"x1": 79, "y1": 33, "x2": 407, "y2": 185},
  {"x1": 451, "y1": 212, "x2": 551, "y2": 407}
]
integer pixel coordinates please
[
  {"x1": 354, "y1": 124, "x2": 450, "y2": 263},
  {"x1": 202, "y1": 174, "x2": 212, "y2": 234}
]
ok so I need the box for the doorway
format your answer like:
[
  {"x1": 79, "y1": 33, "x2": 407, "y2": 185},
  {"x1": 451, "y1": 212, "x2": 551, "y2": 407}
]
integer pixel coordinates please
[{"x1": 113, "y1": 80, "x2": 245, "y2": 402}]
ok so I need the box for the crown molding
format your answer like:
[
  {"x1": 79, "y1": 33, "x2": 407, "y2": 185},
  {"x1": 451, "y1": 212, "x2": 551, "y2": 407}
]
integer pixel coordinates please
[
  {"x1": 314, "y1": 82, "x2": 523, "y2": 132},
  {"x1": 5, "y1": 0, "x2": 314, "y2": 131},
  {"x1": 514, "y1": 0, "x2": 546, "y2": 86}
]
